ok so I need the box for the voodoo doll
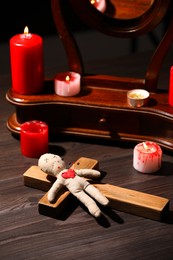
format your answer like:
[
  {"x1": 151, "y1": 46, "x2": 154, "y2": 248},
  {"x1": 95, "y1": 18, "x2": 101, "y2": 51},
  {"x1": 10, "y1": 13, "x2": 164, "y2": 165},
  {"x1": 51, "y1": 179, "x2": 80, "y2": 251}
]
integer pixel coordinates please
[{"x1": 38, "y1": 153, "x2": 109, "y2": 217}]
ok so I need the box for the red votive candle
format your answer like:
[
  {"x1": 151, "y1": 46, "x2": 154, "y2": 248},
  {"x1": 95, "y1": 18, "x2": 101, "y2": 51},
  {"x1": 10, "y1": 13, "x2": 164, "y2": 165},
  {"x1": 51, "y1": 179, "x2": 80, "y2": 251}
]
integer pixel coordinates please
[
  {"x1": 10, "y1": 26, "x2": 44, "y2": 95},
  {"x1": 20, "y1": 120, "x2": 48, "y2": 158}
]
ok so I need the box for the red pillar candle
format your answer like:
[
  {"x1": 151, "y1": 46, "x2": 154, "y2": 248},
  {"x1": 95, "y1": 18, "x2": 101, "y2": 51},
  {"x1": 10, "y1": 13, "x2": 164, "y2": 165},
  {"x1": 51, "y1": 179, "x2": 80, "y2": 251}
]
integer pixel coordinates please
[
  {"x1": 20, "y1": 120, "x2": 48, "y2": 158},
  {"x1": 10, "y1": 26, "x2": 44, "y2": 94},
  {"x1": 169, "y1": 66, "x2": 173, "y2": 106}
]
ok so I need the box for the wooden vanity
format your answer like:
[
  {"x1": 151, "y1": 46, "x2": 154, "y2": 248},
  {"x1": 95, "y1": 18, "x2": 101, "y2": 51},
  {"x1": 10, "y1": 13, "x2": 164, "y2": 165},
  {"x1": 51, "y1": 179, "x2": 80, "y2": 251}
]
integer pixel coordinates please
[{"x1": 6, "y1": 0, "x2": 173, "y2": 151}]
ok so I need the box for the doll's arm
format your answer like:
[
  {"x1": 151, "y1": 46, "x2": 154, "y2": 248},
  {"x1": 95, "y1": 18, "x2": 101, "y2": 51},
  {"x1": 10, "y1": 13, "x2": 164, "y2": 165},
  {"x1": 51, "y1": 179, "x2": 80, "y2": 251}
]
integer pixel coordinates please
[
  {"x1": 47, "y1": 179, "x2": 63, "y2": 202},
  {"x1": 75, "y1": 169, "x2": 101, "y2": 178}
]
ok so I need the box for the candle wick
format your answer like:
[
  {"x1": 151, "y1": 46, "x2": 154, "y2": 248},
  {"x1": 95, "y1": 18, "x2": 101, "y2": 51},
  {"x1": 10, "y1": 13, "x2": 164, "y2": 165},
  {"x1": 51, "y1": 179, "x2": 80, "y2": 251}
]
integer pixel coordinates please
[{"x1": 143, "y1": 142, "x2": 150, "y2": 152}]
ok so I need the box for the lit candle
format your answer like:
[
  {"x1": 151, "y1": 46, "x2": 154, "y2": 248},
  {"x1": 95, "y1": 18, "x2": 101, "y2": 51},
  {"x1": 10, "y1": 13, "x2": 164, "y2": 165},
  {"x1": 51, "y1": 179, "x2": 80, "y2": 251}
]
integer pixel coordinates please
[
  {"x1": 169, "y1": 66, "x2": 173, "y2": 107},
  {"x1": 90, "y1": 0, "x2": 106, "y2": 13},
  {"x1": 133, "y1": 141, "x2": 162, "y2": 173},
  {"x1": 127, "y1": 89, "x2": 150, "y2": 107},
  {"x1": 20, "y1": 120, "x2": 48, "y2": 158},
  {"x1": 54, "y1": 71, "x2": 81, "y2": 96},
  {"x1": 10, "y1": 26, "x2": 44, "y2": 95}
]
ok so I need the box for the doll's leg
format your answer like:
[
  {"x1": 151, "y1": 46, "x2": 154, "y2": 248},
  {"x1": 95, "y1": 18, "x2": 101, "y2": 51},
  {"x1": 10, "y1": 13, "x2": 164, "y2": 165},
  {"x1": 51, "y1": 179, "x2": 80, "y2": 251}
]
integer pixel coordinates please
[
  {"x1": 48, "y1": 180, "x2": 63, "y2": 202},
  {"x1": 74, "y1": 190, "x2": 101, "y2": 217},
  {"x1": 85, "y1": 184, "x2": 109, "y2": 206}
]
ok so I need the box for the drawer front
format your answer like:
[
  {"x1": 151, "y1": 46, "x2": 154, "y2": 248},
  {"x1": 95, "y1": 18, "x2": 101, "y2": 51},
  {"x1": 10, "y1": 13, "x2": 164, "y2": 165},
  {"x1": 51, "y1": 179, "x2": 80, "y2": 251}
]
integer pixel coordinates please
[{"x1": 16, "y1": 104, "x2": 139, "y2": 135}]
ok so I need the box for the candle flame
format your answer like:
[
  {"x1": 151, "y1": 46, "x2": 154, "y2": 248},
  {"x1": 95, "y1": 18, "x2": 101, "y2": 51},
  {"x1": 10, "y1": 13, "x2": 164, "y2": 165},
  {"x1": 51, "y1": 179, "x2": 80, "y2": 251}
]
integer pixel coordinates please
[
  {"x1": 90, "y1": 0, "x2": 99, "y2": 4},
  {"x1": 65, "y1": 75, "x2": 70, "y2": 82},
  {"x1": 143, "y1": 142, "x2": 149, "y2": 150},
  {"x1": 24, "y1": 26, "x2": 29, "y2": 34}
]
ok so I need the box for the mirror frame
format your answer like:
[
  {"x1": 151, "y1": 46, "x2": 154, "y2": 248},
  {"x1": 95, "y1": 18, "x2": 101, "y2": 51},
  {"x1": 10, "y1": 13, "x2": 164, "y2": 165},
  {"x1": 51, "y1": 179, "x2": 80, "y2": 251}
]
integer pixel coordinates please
[
  {"x1": 51, "y1": 0, "x2": 173, "y2": 92},
  {"x1": 69, "y1": 0, "x2": 170, "y2": 37}
]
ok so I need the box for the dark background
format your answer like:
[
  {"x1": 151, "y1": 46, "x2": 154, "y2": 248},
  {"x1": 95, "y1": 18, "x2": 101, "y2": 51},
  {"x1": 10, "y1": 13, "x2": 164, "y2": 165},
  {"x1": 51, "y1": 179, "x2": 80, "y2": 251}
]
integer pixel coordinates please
[
  {"x1": 1, "y1": 1, "x2": 173, "y2": 86},
  {"x1": 0, "y1": 1, "x2": 88, "y2": 42},
  {"x1": 0, "y1": 0, "x2": 172, "y2": 41}
]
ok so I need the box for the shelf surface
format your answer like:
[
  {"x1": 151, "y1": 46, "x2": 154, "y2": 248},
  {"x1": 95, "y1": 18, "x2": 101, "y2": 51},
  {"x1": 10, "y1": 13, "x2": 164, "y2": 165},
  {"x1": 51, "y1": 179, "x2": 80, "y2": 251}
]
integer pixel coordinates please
[{"x1": 6, "y1": 81, "x2": 173, "y2": 151}]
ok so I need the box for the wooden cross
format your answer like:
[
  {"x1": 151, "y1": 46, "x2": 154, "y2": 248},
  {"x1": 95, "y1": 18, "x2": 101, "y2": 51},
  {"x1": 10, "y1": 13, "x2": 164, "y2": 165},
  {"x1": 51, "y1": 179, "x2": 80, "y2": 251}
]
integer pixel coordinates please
[{"x1": 23, "y1": 157, "x2": 169, "y2": 221}]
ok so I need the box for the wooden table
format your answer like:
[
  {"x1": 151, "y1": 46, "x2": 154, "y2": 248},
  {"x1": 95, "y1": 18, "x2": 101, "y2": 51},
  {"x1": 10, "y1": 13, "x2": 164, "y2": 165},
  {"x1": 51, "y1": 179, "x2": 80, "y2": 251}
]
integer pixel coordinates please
[{"x1": 1, "y1": 57, "x2": 173, "y2": 259}]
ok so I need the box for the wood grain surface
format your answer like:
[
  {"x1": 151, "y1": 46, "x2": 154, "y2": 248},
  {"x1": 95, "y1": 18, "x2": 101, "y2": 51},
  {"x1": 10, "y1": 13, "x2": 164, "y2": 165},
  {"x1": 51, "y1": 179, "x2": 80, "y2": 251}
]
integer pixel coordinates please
[{"x1": 1, "y1": 55, "x2": 173, "y2": 259}]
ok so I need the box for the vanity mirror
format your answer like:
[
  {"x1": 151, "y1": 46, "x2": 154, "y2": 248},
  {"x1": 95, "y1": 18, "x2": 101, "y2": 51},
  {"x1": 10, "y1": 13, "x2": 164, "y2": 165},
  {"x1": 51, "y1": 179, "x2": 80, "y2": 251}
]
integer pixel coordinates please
[
  {"x1": 51, "y1": 0, "x2": 172, "y2": 92},
  {"x1": 93, "y1": 0, "x2": 154, "y2": 19},
  {"x1": 6, "y1": 0, "x2": 173, "y2": 151}
]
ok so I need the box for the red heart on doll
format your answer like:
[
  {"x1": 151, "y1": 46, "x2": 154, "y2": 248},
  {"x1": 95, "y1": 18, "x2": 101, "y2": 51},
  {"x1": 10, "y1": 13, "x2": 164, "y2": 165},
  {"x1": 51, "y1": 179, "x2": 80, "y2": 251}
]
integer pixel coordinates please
[{"x1": 61, "y1": 169, "x2": 76, "y2": 179}]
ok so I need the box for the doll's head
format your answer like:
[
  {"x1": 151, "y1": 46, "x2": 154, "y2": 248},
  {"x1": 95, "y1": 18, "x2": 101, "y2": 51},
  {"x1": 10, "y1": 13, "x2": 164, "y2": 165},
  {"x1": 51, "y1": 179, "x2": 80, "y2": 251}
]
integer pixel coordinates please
[{"x1": 38, "y1": 153, "x2": 66, "y2": 177}]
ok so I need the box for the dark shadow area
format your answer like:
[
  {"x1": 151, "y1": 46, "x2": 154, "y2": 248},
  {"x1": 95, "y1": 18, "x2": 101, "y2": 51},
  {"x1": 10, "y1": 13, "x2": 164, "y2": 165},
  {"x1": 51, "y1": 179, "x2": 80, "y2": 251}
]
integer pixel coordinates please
[
  {"x1": 48, "y1": 144, "x2": 66, "y2": 157},
  {"x1": 163, "y1": 210, "x2": 173, "y2": 224},
  {"x1": 38, "y1": 194, "x2": 79, "y2": 220},
  {"x1": 0, "y1": 1, "x2": 89, "y2": 42},
  {"x1": 79, "y1": 201, "x2": 124, "y2": 228}
]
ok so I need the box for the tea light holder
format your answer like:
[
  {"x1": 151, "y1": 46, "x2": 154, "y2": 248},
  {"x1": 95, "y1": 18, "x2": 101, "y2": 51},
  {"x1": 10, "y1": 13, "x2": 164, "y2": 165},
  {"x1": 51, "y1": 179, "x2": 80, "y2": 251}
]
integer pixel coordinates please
[
  {"x1": 127, "y1": 89, "x2": 150, "y2": 107},
  {"x1": 20, "y1": 120, "x2": 48, "y2": 158},
  {"x1": 133, "y1": 141, "x2": 162, "y2": 174}
]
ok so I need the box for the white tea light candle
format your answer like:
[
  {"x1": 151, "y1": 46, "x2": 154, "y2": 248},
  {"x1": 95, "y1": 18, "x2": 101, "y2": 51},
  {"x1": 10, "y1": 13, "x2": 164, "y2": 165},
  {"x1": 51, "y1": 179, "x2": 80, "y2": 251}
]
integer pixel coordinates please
[
  {"x1": 54, "y1": 71, "x2": 81, "y2": 97},
  {"x1": 90, "y1": 0, "x2": 106, "y2": 13},
  {"x1": 127, "y1": 89, "x2": 150, "y2": 107},
  {"x1": 133, "y1": 141, "x2": 162, "y2": 173}
]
